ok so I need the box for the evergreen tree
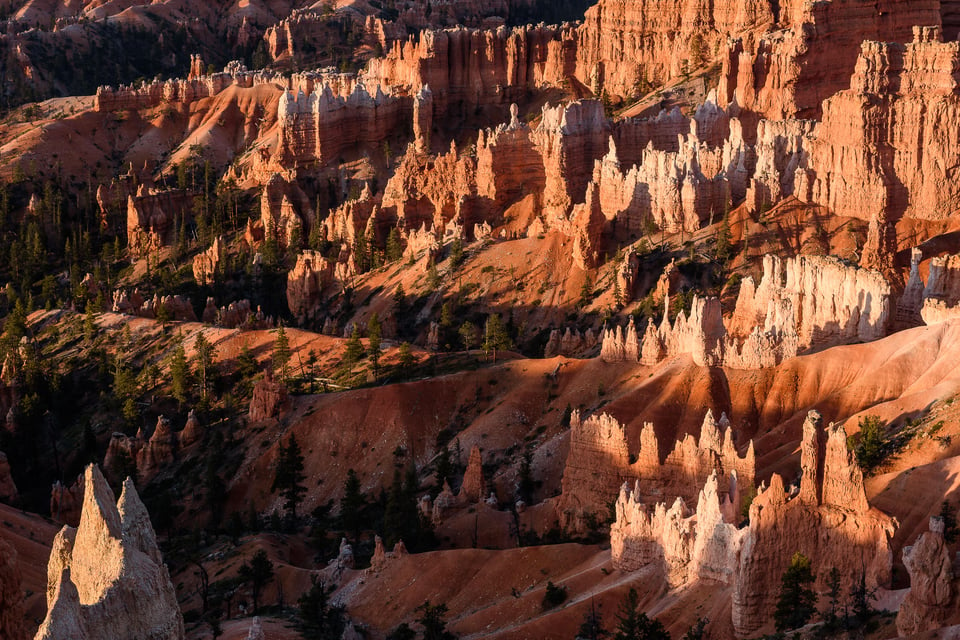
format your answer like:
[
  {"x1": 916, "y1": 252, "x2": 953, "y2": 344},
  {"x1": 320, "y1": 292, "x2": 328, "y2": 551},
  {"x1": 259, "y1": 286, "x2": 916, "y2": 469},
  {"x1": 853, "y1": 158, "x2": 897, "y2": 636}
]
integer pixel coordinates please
[
  {"x1": 398, "y1": 342, "x2": 415, "y2": 373},
  {"x1": 273, "y1": 324, "x2": 291, "y2": 383},
  {"x1": 426, "y1": 258, "x2": 440, "y2": 289},
  {"x1": 458, "y1": 321, "x2": 477, "y2": 352},
  {"x1": 415, "y1": 601, "x2": 457, "y2": 640},
  {"x1": 344, "y1": 325, "x2": 364, "y2": 365},
  {"x1": 340, "y1": 469, "x2": 364, "y2": 538},
  {"x1": 483, "y1": 314, "x2": 511, "y2": 363},
  {"x1": 578, "y1": 599, "x2": 608, "y2": 640},
  {"x1": 393, "y1": 283, "x2": 406, "y2": 314},
  {"x1": 614, "y1": 588, "x2": 670, "y2": 640},
  {"x1": 272, "y1": 435, "x2": 307, "y2": 521},
  {"x1": 368, "y1": 313, "x2": 382, "y2": 377},
  {"x1": 170, "y1": 338, "x2": 191, "y2": 407},
  {"x1": 298, "y1": 578, "x2": 345, "y2": 639},
  {"x1": 239, "y1": 549, "x2": 274, "y2": 614},
  {"x1": 449, "y1": 237, "x2": 464, "y2": 270},
  {"x1": 386, "y1": 228, "x2": 404, "y2": 263},
  {"x1": 193, "y1": 331, "x2": 216, "y2": 402},
  {"x1": 774, "y1": 552, "x2": 817, "y2": 632}
]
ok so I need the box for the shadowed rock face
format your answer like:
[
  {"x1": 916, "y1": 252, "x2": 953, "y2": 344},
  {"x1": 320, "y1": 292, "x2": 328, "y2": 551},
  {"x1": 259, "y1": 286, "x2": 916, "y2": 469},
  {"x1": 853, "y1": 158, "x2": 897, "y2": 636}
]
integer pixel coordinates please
[
  {"x1": 897, "y1": 517, "x2": 955, "y2": 636},
  {"x1": 0, "y1": 536, "x2": 27, "y2": 640},
  {"x1": 35, "y1": 465, "x2": 184, "y2": 640},
  {"x1": 610, "y1": 411, "x2": 895, "y2": 636}
]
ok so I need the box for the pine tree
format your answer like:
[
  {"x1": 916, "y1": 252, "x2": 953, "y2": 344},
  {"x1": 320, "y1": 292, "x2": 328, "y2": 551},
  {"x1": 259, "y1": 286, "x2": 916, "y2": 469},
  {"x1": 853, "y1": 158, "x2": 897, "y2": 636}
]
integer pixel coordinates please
[
  {"x1": 458, "y1": 321, "x2": 477, "y2": 352},
  {"x1": 386, "y1": 228, "x2": 403, "y2": 263},
  {"x1": 273, "y1": 325, "x2": 291, "y2": 383},
  {"x1": 483, "y1": 314, "x2": 511, "y2": 363},
  {"x1": 415, "y1": 601, "x2": 457, "y2": 640},
  {"x1": 449, "y1": 237, "x2": 464, "y2": 270},
  {"x1": 193, "y1": 331, "x2": 216, "y2": 401},
  {"x1": 398, "y1": 342, "x2": 415, "y2": 373},
  {"x1": 239, "y1": 549, "x2": 274, "y2": 614},
  {"x1": 298, "y1": 578, "x2": 345, "y2": 639},
  {"x1": 368, "y1": 313, "x2": 382, "y2": 377},
  {"x1": 170, "y1": 338, "x2": 190, "y2": 407},
  {"x1": 578, "y1": 599, "x2": 608, "y2": 640},
  {"x1": 614, "y1": 587, "x2": 670, "y2": 640},
  {"x1": 340, "y1": 469, "x2": 364, "y2": 538},
  {"x1": 774, "y1": 552, "x2": 817, "y2": 632},
  {"x1": 272, "y1": 435, "x2": 307, "y2": 521},
  {"x1": 344, "y1": 325, "x2": 364, "y2": 365}
]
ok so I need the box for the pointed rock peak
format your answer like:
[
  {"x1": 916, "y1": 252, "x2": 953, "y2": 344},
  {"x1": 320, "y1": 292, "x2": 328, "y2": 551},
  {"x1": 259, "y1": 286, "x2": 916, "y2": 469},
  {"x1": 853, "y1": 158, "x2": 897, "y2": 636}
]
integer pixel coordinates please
[
  {"x1": 798, "y1": 410, "x2": 822, "y2": 504},
  {"x1": 699, "y1": 409, "x2": 721, "y2": 451},
  {"x1": 118, "y1": 478, "x2": 162, "y2": 565},
  {"x1": 393, "y1": 540, "x2": 407, "y2": 556},
  {"x1": 79, "y1": 464, "x2": 121, "y2": 540}
]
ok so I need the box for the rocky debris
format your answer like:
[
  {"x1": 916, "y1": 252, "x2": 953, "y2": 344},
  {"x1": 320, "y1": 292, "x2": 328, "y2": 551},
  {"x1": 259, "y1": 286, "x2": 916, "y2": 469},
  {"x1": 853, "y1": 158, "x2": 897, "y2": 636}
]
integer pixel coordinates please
[
  {"x1": 111, "y1": 289, "x2": 197, "y2": 322},
  {"x1": 611, "y1": 411, "x2": 895, "y2": 635},
  {"x1": 0, "y1": 535, "x2": 27, "y2": 640},
  {"x1": 249, "y1": 370, "x2": 290, "y2": 422},
  {"x1": 126, "y1": 188, "x2": 196, "y2": 258},
  {"x1": 897, "y1": 517, "x2": 955, "y2": 636},
  {"x1": 192, "y1": 236, "x2": 224, "y2": 286},
  {"x1": 287, "y1": 251, "x2": 335, "y2": 325},
  {"x1": 543, "y1": 327, "x2": 598, "y2": 358},
  {"x1": 809, "y1": 27, "x2": 960, "y2": 221},
  {"x1": 35, "y1": 465, "x2": 184, "y2": 640},
  {"x1": 246, "y1": 617, "x2": 265, "y2": 640},
  {"x1": 459, "y1": 446, "x2": 486, "y2": 503},
  {"x1": 0, "y1": 450, "x2": 18, "y2": 504},
  {"x1": 558, "y1": 409, "x2": 754, "y2": 534}
]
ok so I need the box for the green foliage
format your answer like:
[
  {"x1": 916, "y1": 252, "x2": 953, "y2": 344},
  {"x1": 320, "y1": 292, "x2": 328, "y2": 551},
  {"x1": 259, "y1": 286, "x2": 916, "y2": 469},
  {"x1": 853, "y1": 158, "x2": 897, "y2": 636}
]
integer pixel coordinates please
[
  {"x1": 614, "y1": 588, "x2": 670, "y2": 640},
  {"x1": 578, "y1": 600, "x2": 608, "y2": 640},
  {"x1": 458, "y1": 321, "x2": 478, "y2": 352},
  {"x1": 483, "y1": 314, "x2": 511, "y2": 362},
  {"x1": 398, "y1": 342, "x2": 415, "y2": 373},
  {"x1": 340, "y1": 469, "x2": 364, "y2": 538},
  {"x1": 851, "y1": 415, "x2": 888, "y2": 476},
  {"x1": 272, "y1": 325, "x2": 291, "y2": 382},
  {"x1": 298, "y1": 578, "x2": 345, "y2": 639},
  {"x1": 681, "y1": 619, "x2": 707, "y2": 640},
  {"x1": 449, "y1": 237, "x2": 464, "y2": 271},
  {"x1": 170, "y1": 338, "x2": 191, "y2": 407},
  {"x1": 382, "y1": 464, "x2": 424, "y2": 547},
  {"x1": 239, "y1": 549, "x2": 274, "y2": 614},
  {"x1": 774, "y1": 552, "x2": 816, "y2": 632},
  {"x1": 272, "y1": 435, "x2": 307, "y2": 521},
  {"x1": 368, "y1": 313, "x2": 382, "y2": 377},
  {"x1": 542, "y1": 581, "x2": 567, "y2": 610},
  {"x1": 940, "y1": 501, "x2": 958, "y2": 543},
  {"x1": 193, "y1": 331, "x2": 216, "y2": 401},
  {"x1": 344, "y1": 325, "x2": 364, "y2": 365},
  {"x1": 415, "y1": 601, "x2": 457, "y2": 640}
]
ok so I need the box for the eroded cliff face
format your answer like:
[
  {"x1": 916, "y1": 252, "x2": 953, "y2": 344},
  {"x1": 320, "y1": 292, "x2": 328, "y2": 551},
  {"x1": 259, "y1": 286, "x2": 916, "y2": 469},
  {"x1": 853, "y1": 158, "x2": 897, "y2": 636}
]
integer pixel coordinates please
[
  {"x1": 0, "y1": 451, "x2": 19, "y2": 504},
  {"x1": 809, "y1": 27, "x2": 960, "y2": 222},
  {"x1": 574, "y1": 0, "x2": 774, "y2": 97},
  {"x1": 601, "y1": 253, "x2": 891, "y2": 369},
  {"x1": 717, "y1": 0, "x2": 942, "y2": 120},
  {"x1": 126, "y1": 188, "x2": 197, "y2": 258},
  {"x1": 609, "y1": 411, "x2": 895, "y2": 636},
  {"x1": 558, "y1": 409, "x2": 754, "y2": 534},
  {"x1": 35, "y1": 465, "x2": 184, "y2": 640}
]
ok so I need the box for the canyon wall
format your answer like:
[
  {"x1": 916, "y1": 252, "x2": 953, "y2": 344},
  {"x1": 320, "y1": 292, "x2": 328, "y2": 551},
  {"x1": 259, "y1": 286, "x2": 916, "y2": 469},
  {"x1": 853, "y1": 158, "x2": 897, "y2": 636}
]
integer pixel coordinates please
[
  {"x1": 601, "y1": 254, "x2": 891, "y2": 369},
  {"x1": 610, "y1": 411, "x2": 895, "y2": 636},
  {"x1": 717, "y1": 1, "x2": 943, "y2": 120},
  {"x1": 897, "y1": 517, "x2": 955, "y2": 636},
  {"x1": 809, "y1": 27, "x2": 960, "y2": 222},
  {"x1": 558, "y1": 409, "x2": 754, "y2": 533},
  {"x1": 35, "y1": 465, "x2": 184, "y2": 640},
  {"x1": 0, "y1": 535, "x2": 27, "y2": 640},
  {"x1": 575, "y1": 0, "x2": 774, "y2": 97},
  {"x1": 126, "y1": 188, "x2": 197, "y2": 258}
]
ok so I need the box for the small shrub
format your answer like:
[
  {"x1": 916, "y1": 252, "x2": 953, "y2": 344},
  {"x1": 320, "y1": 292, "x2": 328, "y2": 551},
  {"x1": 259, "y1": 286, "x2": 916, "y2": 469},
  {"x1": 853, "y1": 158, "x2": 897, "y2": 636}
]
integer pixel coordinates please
[{"x1": 542, "y1": 581, "x2": 567, "y2": 610}]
